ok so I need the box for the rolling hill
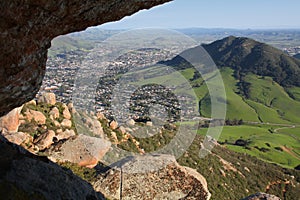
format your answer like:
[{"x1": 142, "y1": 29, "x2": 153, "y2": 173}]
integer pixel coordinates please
[
  {"x1": 202, "y1": 36, "x2": 300, "y2": 87},
  {"x1": 159, "y1": 36, "x2": 300, "y2": 168},
  {"x1": 162, "y1": 36, "x2": 300, "y2": 124}
]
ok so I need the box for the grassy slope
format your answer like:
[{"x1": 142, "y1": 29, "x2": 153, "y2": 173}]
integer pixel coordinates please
[
  {"x1": 48, "y1": 35, "x2": 94, "y2": 57},
  {"x1": 198, "y1": 125, "x2": 300, "y2": 168},
  {"x1": 245, "y1": 74, "x2": 300, "y2": 124},
  {"x1": 200, "y1": 68, "x2": 300, "y2": 124},
  {"x1": 200, "y1": 68, "x2": 259, "y2": 121},
  {"x1": 287, "y1": 86, "x2": 300, "y2": 101}
]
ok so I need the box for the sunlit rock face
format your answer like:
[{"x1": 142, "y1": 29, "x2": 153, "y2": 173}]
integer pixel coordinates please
[{"x1": 0, "y1": 0, "x2": 171, "y2": 116}]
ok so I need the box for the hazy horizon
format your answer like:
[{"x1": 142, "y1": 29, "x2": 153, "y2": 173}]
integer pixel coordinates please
[{"x1": 99, "y1": 0, "x2": 300, "y2": 30}]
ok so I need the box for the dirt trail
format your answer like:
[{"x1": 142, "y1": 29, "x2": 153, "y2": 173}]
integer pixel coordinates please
[
  {"x1": 281, "y1": 145, "x2": 300, "y2": 160},
  {"x1": 274, "y1": 125, "x2": 296, "y2": 133}
]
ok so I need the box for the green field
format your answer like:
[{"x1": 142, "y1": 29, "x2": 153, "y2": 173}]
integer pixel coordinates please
[{"x1": 198, "y1": 124, "x2": 300, "y2": 168}]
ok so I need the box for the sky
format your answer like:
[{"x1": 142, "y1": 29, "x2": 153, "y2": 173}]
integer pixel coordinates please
[{"x1": 100, "y1": 0, "x2": 300, "y2": 29}]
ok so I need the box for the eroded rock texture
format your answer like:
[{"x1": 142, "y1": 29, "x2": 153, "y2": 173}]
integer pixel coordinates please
[
  {"x1": 0, "y1": 135, "x2": 106, "y2": 200},
  {"x1": 0, "y1": 0, "x2": 171, "y2": 116},
  {"x1": 93, "y1": 154, "x2": 211, "y2": 200}
]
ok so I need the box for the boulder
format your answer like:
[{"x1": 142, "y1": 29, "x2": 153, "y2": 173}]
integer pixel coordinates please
[
  {"x1": 61, "y1": 119, "x2": 72, "y2": 128},
  {"x1": 241, "y1": 193, "x2": 281, "y2": 200},
  {"x1": 67, "y1": 102, "x2": 76, "y2": 114},
  {"x1": 78, "y1": 113, "x2": 104, "y2": 137},
  {"x1": 126, "y1": 119, "x2": 135, "y2": 126},
  {"x1": 38, "y1": 92, "x2": 56, "y2": 105},
  {"x1": 56, "y1": 129, "x2": 76, "y2": 141},
  {"x1": 62, "y1": 104, "x2": 71, "y2": 119},
  {"x1": 53, "y1": 120, "x2": 61, "y2": 127},
  {"x1": 25, "y1": 99, "x2": 37, "y2": 106},
  {"x1": 1, "y1": 131, "x2": 30, "y2": 145},
  {"x1": 93, "y1": 154, "x2": 211, "y2": 200},
  {"x1": 49, "y1": 107, "x2": 60, "y2": 119},
  {"x1": 96, "y1": 112, "x2": 106, "y2": 120},
  {"x1": 109, "y1": 120, "x2": 118, "y2": 130},
  {"x1": 34, "y1": 130, "x2": 56, "y2": 150},
  {"x1": 48, "y1": 134, "x2": 111, "y2": 168},
  {"x1": 0, "y1": 138, "x2": 105, "y2": 200},
  {"x1": 110, "y1": 132, "x2": 118, "y2": 142},
  {"x1": 0, "y1": 105, "x2": 23, "y2": 132},
  {"x1": 25, "y1": 109, "x2": 46, "y2": 125}
]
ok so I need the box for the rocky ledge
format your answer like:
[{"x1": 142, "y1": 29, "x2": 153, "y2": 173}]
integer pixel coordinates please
[
  {"x1": 94, "y1": 154, "x2": 211, "y2": 200},
  {"x1": 0, "y1": 93, "x2": 212, "y2": 199},
  {"x1": 0, "y1": 93, "x2": 284, "y2": 200},
  {"x1": 241, "y1": 192, "x2": 281, "y2": 200}
]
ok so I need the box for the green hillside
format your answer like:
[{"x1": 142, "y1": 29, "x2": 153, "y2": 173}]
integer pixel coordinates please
[
  {"x1": 158, "y1": 36, "x2": 300, "y2": 168},
  {"x1": 48, "y1": 35, "x2": 95, "y2": 58},
  {"x1": 199, "y1": 68, "x2": 259, "y2": 121},
  {"x1": 244, "y1": 74, "x2": 300, "y2": 123},
  {"x1": 202, "y1": 36, "x2": 300, "y2": 87}
]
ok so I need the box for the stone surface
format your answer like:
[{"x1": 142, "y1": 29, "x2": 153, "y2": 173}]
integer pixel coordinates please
[
  {"x1": 68, "y1": 102, "x2": 77, "y2": 114},
  {"x1": 55, "y1": 129, "x2": 76, "y2": 141},
  {"x1": 93, "y1": 154, "x2": 211, "y2": 200},
  {"x1": 75, "y1": 112, "x2": 104, "y2": 137},
  {"x1": 0, "y1": 135, "x2": 105, "y2": 200},
  {"x1": 96, "y1": 112, "x2": 106, "y2": 120},
  {"x1": 1, "y1": 131, "x2": 30, "y2": 145},
  {"x1": 48, "y1": 134, "x2": 111, "y2": 168},
  {"x1": 61, "y1": 119, "x2": 72, "y2": 128},
  {"x1": 0, "y1": 0, "x2": 171, "y2": 117},
  {"x1": 241, "y1": 192, "x2": 281, "y2": 200},
  {"x1": 109, "y1": 120, "x2": 118, "y2": 130},
  {"x1": 38, "y1": 92, "x2": 56, "y2": 105},
  {"x1": 0, "y1": 105, "x2": 23, "y2": 132},
  {"x1": 25, "y1": 99, "x2": 37, "y2": 106},
  {"x1": 34, "y1": 130, "x2": 56, "y2": 150},
  {"x1": 49, "y1": 107, "x2": 60, "y2": 119},
  {"x1": 127, "y1": 119, "x2": 136, "y2": 126},
  {"x1": 62, "y1": 103, "x2": 72, "y2": 119},
  {"x1": 25, "y1": 109, "x2": 46, "y2": 125}
]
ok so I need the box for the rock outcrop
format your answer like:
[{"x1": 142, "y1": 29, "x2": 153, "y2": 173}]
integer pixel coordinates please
[
  {"x1": 38, "y1": 92, "x2": 56, "y2": 105},
  {"x1": 48, "y1": 134, "x2": 111, "y2": 168},
  {"x1": 0, "y1": 135, "x2": 105, "y2": 200},
  {"x1": 93, "y1": 154, "x2": 211, "y2": 200},
  {"x1": 0, "y1": 0, "x2": 171, "y2": 116},
  {"x1": 1, "y1": 131, "x2": 31, "y2": 146},
  {"x1": 0, "y1": 106, "x2": 23, "y2": 132},
  {"x1": 33, "y1": 130, "x2": 56, "y2": 150},
  {"x1": 241, "y1": 192, "x2": 281, "y2": 200},
  {"x1": 25, "y1": 109, "x2": 47, "y2": 125}
]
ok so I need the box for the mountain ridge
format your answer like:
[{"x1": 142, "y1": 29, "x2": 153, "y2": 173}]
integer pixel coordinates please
[{"x1": 202, "y1": 36, "x2": 300, "y2": 87}]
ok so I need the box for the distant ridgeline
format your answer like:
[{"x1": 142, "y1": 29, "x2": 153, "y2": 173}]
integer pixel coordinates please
[{"x1": 162, "y1": 36, "x2": 300, "y2": 87}]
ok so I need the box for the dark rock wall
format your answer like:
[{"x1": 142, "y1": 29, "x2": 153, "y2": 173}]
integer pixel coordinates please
[{"x1": 0, "y1": 0, "x2": 171, "y2": 116}]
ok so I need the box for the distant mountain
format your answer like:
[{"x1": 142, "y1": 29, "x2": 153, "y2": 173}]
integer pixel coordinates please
[
  {"x1": 202, "y1": 36, "x2": 300, "y2": 87},
  {"x1": 161, "y1": 36, "x2": 300, "y2": 124}
]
